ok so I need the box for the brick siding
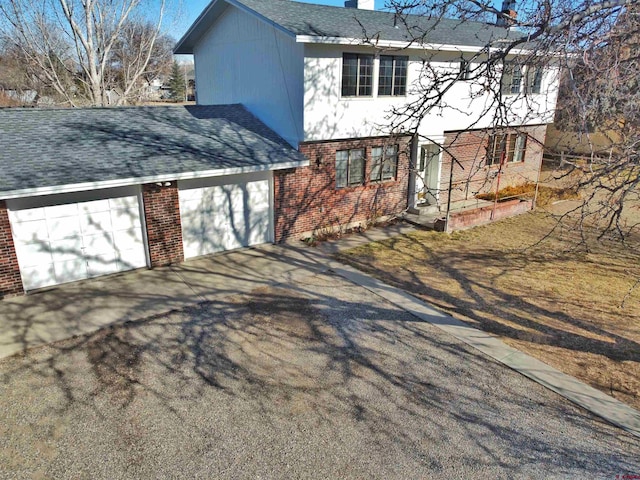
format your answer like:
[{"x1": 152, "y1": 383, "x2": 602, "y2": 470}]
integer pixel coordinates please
[
  {"x1": 274, "y1": 135, "x2": 411, "y2": 241},
  {"x1": 439, "y1": 125, "x2": 547, "y2": 206},
  {"x1": 0, "y1": 201, "x2": 24, "y2": 298},
  {"x1": 142, "y1": 183, "x2": 184, "y2": 267}
]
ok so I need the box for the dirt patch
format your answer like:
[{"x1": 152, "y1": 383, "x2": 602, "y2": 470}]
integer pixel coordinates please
[{"x1": 337, "y1": 212, "x2": 640, "y2": 410}]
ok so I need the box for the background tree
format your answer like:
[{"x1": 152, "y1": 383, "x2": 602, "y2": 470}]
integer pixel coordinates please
[
  {"x1": 168, "y1": 60, "x2": 185, "y2": 102},
  {"x1": 0, "y1": 0, "x2": 173, "y2": 106}
]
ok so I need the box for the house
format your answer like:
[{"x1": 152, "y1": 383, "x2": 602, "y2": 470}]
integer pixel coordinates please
[
  {"x1": 0, "y1": 0, "x2": 560, "y2": 298},
  {"x1": 0, "y1": 105, "x2": 307, "y2": 296},
  {"x1": 175, "y1": 0, "x2": 559, "y2": 237}
]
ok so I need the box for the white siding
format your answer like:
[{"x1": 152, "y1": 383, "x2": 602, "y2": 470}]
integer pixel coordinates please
[
  {"x1": 303, "y1": 43, "x2": 560, "y2": 142},
  {"x1": 194, "y1": 5, "x2": 305, "y2": 147}
]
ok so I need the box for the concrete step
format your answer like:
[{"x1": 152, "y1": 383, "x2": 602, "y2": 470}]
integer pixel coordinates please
[{"x1": 407, "y1": 204, "x2": 440, "y2": 216}]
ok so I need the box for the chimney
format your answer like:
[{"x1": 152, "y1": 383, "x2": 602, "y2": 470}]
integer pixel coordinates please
[
  {"x1": 496, "y1": 0, "x2": 517, "y2": 27},
  {"x1": 344, "y1": 0, "x2": 375, "y2": 10}
]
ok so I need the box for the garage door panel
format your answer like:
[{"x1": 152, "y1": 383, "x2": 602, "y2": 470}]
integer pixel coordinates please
[
  {"x1": 117, "y1": 247, "x2": 147, "y2": 269},
  {"x1": 112, "y1": 228, "x2": 144, "y2": 249},
  {"x1": 82, "y1": 232, "x2": 116, "y2": 257},
  {"x1": 11, "y1": 207, "x2": 46, "y2": 223},
  {"x1": 20, "y1": 264, "x2": 56, "y2": 290},
  {"x1": 111, "y1": 208, "x2": 142, "y2": 231},
  {"x1": 54, "y1": 258, "x2": 88, "y2": 284},
  {"x1": 50, "y1": 236, "x2": 83, "y2": 263},
  {"x1": 79, "y1": 199, "x2": 111, "y2": 214},
  {"x1": 87, "y1": 252, "x2": 119, "y2": 277},
  {"x1": 47, "y1": 216, "x2": 82, "y2": 240},
  {"x1": 12, "y1": 219, "x2": 49, "y2": 243},
  {"x1": 109, "y1": 196, "x2": 138, "y2": 210},
  {"x1": 80, "y1": 211, "x2": 113, "y2": 235},
  {"x1": 45, "y1": 203, "x2": 79, "y2": 219},
  {"x1": 14, "y1": 242, "x2": 54, "y2": 268}
]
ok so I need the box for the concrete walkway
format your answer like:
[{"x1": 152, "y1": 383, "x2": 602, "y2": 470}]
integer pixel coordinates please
[{"x1": 1, "y1": 223, "x2": 639, "y2": 439}]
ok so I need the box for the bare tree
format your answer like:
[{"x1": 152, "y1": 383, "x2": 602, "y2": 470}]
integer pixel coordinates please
[
  {"x1": 377, "y1": 0, "x2": 637, "y2": 242},
  {"x1": 0, "y1": 0, "x2": 169, "y2": 106}
]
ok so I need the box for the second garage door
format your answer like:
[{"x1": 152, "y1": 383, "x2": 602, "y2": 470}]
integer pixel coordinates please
[
  {"x1": 179, "y1": 173, "x2": 272, "y2": 259},
  {"x1": 7, "y1": 187, "x2": 148, "y2": 291}
]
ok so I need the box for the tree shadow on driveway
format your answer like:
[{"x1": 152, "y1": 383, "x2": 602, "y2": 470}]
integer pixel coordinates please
[{"x1": 0, "y1": 270, "x2": 638, "y2": 479}]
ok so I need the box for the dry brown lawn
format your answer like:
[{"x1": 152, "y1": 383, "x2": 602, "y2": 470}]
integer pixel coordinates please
[{"x1": 337, "y1": 211, "x2": 640, "y2": 411}]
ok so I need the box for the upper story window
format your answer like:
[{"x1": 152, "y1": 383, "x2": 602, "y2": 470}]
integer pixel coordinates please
[
  {"x1": 336, "y1": 148, "x2": 365, "y2": 188},
  {"x1": 370, "y1": 145, "x2": 398, "y2": 182},
  {"x1": 459, "y1": 60, "x2": 472, "y2": 81},
  {"x1": 342, "y1": 53, "x2": 374, "y2": 97},
  {"x1": 526, "y1": 67, "x2": 543, "y2": 94},
  {"x1": 501, "y1": 64, "x2": 523, "y2": 95},
  {"x1": 378, "y1": 56, "x2": 408, "y2": 96},
  {"x1": 487, "y1": 133, "x2": 527, "y2": 165}
]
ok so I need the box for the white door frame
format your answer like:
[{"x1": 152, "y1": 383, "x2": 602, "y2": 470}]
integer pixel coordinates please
[{"x1": 416, "y1": 141, "x2": 443, "y2": 207}]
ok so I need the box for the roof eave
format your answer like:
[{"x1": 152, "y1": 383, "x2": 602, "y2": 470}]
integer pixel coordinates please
[
  {"x1": 0, "y1": 160, "x2": 310, "y2": 201},
  {"x1": 174, "y1": 0, "x2": 296, "y2": 55},
  {"x1": 295, "y1": 34, "x2": 535, "y2": 55}
]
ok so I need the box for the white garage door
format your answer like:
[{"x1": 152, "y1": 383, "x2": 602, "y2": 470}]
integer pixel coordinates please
[
  {"x1": 179, "y1": 173, "x2": 272, "y2": 259},
  {"x1": 7, "y1": 187, "x2": 147, "y2": 291}
]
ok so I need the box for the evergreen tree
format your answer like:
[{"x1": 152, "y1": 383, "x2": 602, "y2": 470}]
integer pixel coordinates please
[{"x1": 168, "y1": 60, "x2": 185, "y2": 102}]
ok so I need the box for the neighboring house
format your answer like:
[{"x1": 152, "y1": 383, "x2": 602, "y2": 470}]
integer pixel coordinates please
[
  {"x1": 175, "y1": 0, "x2": 559, "y2": 239},
  {"x1": 0, "y1": 105, "x2": 306, "y2": 296}
]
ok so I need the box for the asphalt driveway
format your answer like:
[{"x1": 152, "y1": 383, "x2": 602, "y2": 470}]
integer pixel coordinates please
[{"x1": 1, "y1": 262, "x2": 638, "y2": 479}]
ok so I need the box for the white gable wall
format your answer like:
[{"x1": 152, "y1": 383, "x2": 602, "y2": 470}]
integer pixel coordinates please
[
  {"x1": 303, "y1": 43, "x2": 559, "y2": 142},
  {"x1": 194, "y1": 5, "x2": 305, "y2": 147}
]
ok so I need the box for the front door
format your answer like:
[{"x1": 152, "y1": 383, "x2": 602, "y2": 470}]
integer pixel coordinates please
[{"x1": 416, "y1": 144, "x2": 441, "y2": 206}]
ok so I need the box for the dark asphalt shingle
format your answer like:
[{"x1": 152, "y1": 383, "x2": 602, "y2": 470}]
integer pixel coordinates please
[
  {"x1": 0, "y1": 104, "x2": 307, "y2": 195},
  {"x1": 176, "y1": 0, "x2": 523, "y2": 53}
]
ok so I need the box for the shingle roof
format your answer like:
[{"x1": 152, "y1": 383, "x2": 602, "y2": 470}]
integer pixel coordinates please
[
  {"x1": 175, "y1": 0, "x2": 521, "y2": 54},
  {"x1": 0, "y1": 104, "x2": 307, "y2": 196}
]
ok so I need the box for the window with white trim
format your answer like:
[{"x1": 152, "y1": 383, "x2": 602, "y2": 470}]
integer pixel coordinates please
[
  {"x1": 526, "y1": 66, "x2": 543, "y2": 94},
  {"x1": 336, "y1": 148, "x2": 365, "y2": 188},
  {"x1": 487, "y1": 133, "x2": 527, "y2": 165},
  {"x1": 370, "y1": 145, "x2": 398, "y2": 182},
  {"x1": 378, "y1": 56, "x2": 408, "y2": 96},
  {"x1": 501, "y1": 64, "x2": 523, "y2": 95},
  {"x1": 342, "y1": 53, "x2": 374, "y2": 97},
  {"x1": 459, "y1": 60, "x2": 472, "y2": 81}
]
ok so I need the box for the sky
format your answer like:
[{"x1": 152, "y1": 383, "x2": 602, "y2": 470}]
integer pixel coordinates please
[{"x1": 171, "y1": 0, "x2": 386, "y2": 40}]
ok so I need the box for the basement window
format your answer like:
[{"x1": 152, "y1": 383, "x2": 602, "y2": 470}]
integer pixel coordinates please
[
  {"x1": 336, "y1": 148, "x2": 365, "y2": 188},
  {"x1": 370, "y1": 145, "x2": 398, "y2": 182},
  {"x1": 487, "y1": 133, "x2": 527, "y2": 165}
]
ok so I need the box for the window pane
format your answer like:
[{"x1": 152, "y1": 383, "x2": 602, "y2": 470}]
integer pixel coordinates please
[
  {"x1": 382, "y1": 145, "x2": 398, "y2": 180},
  {"x1": 489, "y1": 134, "x2": 506, "y2": 165},
  {"x1": 342, "y1": 54, "x2": 358, "y2": 97},
  {"x1": 378, "y1": 56, "x2": 393, "y2": 96},
  {"x1": 510, "y1": 66, "x2": 522, "y2": 94},
  {"x1": 505, "y1": 134, "x2": 516, "y2": 162},
  {"x1": 349, "y1": 148, "x2": 365, "y2": 185},
  {"x1": 370, "y1": 146, "x2": 383, "y2": 181},
  {"x1": 393, "y1": 57, "x2": 407, "y2": 95},
  {"x1": 336, "y1": 150, "x2": 349, "y2": 188},
  {"x1": 530, "y1": 68, "x2": 543, "y2": 94},
  {"x1": 358, "y1": 55, "x2": 373, "y2": 96},
  {"x1": 513, "y1": 134, "x2": 527, "y2": 162}
]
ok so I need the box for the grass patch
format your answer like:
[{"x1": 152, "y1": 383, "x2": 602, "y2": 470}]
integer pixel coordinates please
[{"x1": 337, "y1": 212, "x2": 640, "y2": 411}]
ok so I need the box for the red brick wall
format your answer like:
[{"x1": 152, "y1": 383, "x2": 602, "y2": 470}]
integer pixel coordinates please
[
  {"x1": 0, "y1": 201, "x2": 24, "y2": 297},
  {"x1": 274, "y1": 136, "x2": 411, "y2": 241},
  {"x1": 440, "y1": 125, "x2": 547, "y2": 205},
  {"x1": 142, "y1": 183, "x2": 184, "y2": 267}
]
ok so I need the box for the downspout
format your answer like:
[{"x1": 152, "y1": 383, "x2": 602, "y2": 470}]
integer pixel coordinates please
[{"x1": 445, "y1": 154, "x2": 455, "y2": 232}]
